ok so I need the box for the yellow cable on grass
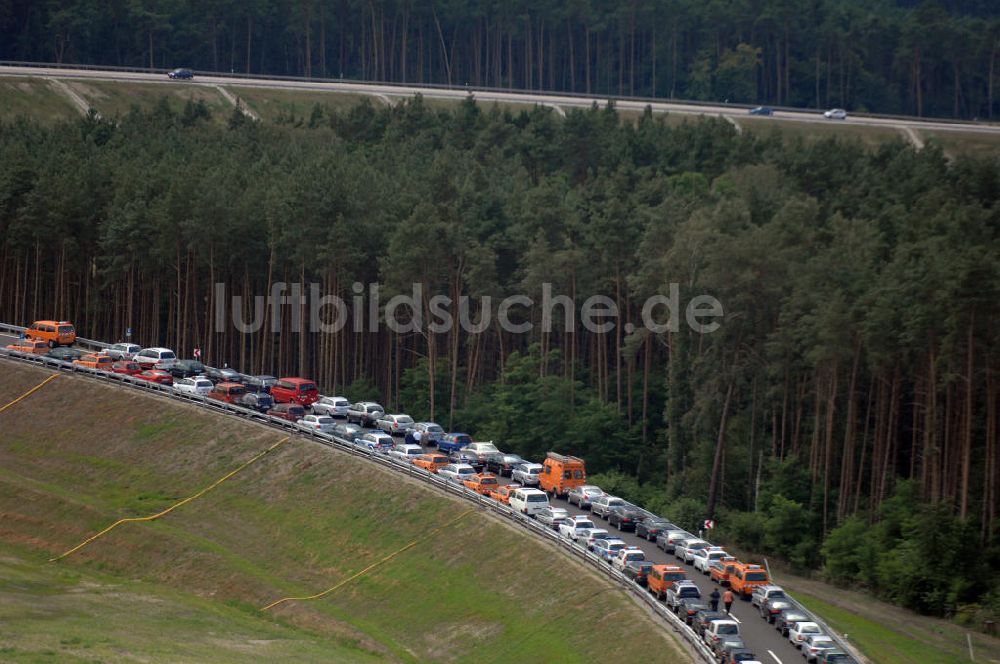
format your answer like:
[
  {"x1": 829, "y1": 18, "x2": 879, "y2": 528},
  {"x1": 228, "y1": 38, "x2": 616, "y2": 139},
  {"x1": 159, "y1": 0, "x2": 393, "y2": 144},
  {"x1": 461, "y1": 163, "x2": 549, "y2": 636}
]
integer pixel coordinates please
[
  {"x1": 51, "y1": 436, "x2": 291, "y2": 562},
  {"x1": 261, "y1": 508, "x2": 475, "y2": 611},
  {"x1": 0, "y1": 374, "x2": 58, "y2": 413}
]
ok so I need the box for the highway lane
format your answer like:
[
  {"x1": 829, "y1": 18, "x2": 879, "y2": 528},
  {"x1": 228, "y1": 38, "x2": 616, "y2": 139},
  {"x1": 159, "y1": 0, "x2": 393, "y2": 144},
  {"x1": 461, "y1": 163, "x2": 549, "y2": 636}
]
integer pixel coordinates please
[{"x1": 3, "y1": 63, "x2": 1000, "y2": 138}]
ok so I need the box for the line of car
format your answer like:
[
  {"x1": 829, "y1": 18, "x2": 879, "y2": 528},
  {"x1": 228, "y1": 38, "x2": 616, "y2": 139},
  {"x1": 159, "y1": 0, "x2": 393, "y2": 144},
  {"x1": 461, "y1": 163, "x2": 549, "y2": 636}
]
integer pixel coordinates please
[
  {"x1": 747, "y1": 106, "x2": 848, "y2": 120},
  {"x1": 5, "y1": 324, "x2": 856, "y2": 664}
]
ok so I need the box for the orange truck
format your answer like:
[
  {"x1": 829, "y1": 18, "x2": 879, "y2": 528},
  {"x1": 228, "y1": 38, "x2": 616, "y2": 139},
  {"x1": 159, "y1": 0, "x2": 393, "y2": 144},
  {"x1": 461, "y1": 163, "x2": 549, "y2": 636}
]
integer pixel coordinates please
[
  {"x1": 709, "y1": 557, "x2": 739, "y2": 586},
  {"x1": 729, "y1": 562, "x2": 770, "y2": 599},
  {"x1": 463, "y1": 473, "x2": 500, "y2": 495},
  {"x1": 647, "y1": 564, "x2": 688, "y2": 601},
  {"x1": 539, "y1": 452, "x2": 586, "y2": 497},
  {"x1": 6, "y1": 339, "x2": 49, "y2": 354},
  {"x1": 25, "y1": 320, "x2": 76, "y2": 347}
]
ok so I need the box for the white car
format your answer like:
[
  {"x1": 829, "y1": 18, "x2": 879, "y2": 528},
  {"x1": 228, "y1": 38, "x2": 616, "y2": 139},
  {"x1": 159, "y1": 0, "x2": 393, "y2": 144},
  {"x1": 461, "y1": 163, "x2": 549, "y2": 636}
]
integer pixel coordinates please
[
  {"x1": 465, "y1": 441, "x2": 501, "y2": 455},
  {"x1": 298, "y1": 414, "x2": 335, "y2": 433},
  {"x1": 612, "y1": 547, "x2": 646, "y2": 571},
  {"x1": 704, "y1": 619, "x2": 740, "y2": 650},
  {"x1": 376, "y1": 413, "x2": 415, "y2": 435},
  {"x1": 558, "y1": 518, "x2": 595, "y2": 540},
  {"x1": 693, "y1": 547, "x2": 729, "y2": 574},
  {"x1": 389, "y1": 443, "x2": 424, "y2": 463},
  {"x1": 509, "y1": 487, "x2": 549, "y2": 515},
  {"x1": 135, "y1": 347, "x2": 177, "y2": 369},
  {"x1": 438, "y1": 463, "x2": 476, "y2": 483},
  {"x1": 102, "y1": 342, "x2": 141, "y2": 360},
  {"x1": 824, "y1": 108, "x2": 847, "y2": 120},
  {"x1": 788, "y1": 621, "x2": 823, "y2": 648},
  {"x1": 312, "y1": 395, "x2": 350, "y2": 417},
  {"x1": 172, "y1": 376, "x2": 213, "y2": 395},
  {"x1": 802, "y1": 635, "x2": 837, "y2": 662}
]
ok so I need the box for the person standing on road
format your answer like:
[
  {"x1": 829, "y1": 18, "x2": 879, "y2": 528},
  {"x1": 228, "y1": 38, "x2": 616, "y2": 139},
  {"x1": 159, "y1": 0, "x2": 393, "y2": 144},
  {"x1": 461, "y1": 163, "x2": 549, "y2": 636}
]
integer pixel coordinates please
[
  {"x1": 404, "y1": 430, "x2": 416, "y2": 446},
  {"x1": 723, "y1": 589, "x2": 734, "y2": 614},
  {"x1": 413, "y1": 430, "x2": 423, "y2": 446},
  {"x1": 710, "y1": 588, "x2": 721, "y2": 611}
]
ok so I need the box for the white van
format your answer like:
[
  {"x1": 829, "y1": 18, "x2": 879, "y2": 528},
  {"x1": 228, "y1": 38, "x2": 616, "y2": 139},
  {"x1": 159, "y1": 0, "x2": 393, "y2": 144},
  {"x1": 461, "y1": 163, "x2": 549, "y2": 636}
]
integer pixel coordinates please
[{"x1": 510, "y1": 488, "x2": 549, "y2": 516}]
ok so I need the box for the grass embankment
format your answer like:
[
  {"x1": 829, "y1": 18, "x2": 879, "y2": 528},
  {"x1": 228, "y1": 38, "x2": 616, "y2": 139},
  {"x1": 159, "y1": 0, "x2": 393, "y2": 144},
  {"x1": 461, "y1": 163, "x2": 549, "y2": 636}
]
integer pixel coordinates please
[
  {"x1": 64, "y1": 80, "x2": 232, "y2": 122},
  {"x1": 0, "y1": 77, "x2": 79, "y2": 124},
  {"x1": 774, "y1": 572, "x2": 1000, "y2": 664},
  {"x1": 0, "y1": 361, "x2": 686, "y2": 663}
]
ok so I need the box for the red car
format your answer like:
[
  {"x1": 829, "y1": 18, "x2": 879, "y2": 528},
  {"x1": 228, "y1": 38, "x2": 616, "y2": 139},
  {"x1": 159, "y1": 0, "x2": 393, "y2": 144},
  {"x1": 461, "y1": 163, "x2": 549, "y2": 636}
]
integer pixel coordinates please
[
  {"x1": 135, "y1": 369, "x2": 173, "y2": 385},
  {"x1": 270, "y1": 377, "x2": 319, "y2": 407},
  {"x1": 206, "y1": 382, "x2": 246, "y2": 404},
  {"x1": 268, "y1": 403, "x2": 306, "y2": 421},
  {"x1": 111, "y1": 361, "x2": 142, "y2": 376}
]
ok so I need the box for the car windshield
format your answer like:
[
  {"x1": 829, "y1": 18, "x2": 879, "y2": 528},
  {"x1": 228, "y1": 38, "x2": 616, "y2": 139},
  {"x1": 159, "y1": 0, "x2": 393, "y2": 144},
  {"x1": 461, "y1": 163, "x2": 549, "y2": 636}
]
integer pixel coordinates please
[
  {"x1": 299, "y1": 383, "x2": 317, "y2": 392},
  {"x1": 458, "y1": 467, "x2": 474, "y2": 474},
  {"x1": 746, "y1": 572, "x2": 768, "y2": 581},
  {"x1": 160, "y1": 351, "x2": 176, "y2": 359},
  {"x1": 58, "y1": 325, "x2": 74, "y2": 333},
  {"x1": 680, "y1": 587, "x2": 700, "y2": 596},
  {"x1": 718, "y1": 624, "x2": 738, "y2": 634},
  {"x1": 426, "y1": 424, "x2": 444, "y2": 433},
  {"x1": 396, "y1": 416, "x2": 414, "y2": 424},
  {"x1": 526, "y1": 494, "x2": 547, "y2": 502},
  {"x1": 317, "y1": 417, "x2": 334, "y2": 424}
]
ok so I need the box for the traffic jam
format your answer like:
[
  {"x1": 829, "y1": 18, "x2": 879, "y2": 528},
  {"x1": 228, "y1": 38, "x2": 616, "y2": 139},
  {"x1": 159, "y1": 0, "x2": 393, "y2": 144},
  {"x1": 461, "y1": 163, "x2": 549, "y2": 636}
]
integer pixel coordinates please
[{"x1": 5, "y1": 321, "x2": 858, "y2": 664}]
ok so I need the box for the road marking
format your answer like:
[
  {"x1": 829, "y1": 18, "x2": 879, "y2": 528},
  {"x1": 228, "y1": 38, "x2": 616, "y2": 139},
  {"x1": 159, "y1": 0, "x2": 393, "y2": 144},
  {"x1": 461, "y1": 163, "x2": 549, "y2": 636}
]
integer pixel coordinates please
[
  {"x1": 729, "y1": 612, "x2": 741, "y2": 623},
  {"x1": 768, "y1": 649, "x2": 783, "y2": 664},
  {"x1": 0, "y1": 373, "x2": 58, "y2": 414},
  {"x1": 262, "y1": 508, "x2": 474, "y2": 611},
  {"x1": 51, "y1": 436, "x2": 290, "y2": 561}
]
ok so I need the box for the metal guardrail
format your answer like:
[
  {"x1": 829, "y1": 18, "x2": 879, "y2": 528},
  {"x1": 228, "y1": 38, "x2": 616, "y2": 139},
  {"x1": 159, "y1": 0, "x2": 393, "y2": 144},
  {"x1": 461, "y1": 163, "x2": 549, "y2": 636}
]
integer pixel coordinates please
[
  {"x1": 0, "y1": 344, "x2": 716, "y2": 662},
  {"x1": 0, "y1": 59, "x2": 994, "y2": 128}
]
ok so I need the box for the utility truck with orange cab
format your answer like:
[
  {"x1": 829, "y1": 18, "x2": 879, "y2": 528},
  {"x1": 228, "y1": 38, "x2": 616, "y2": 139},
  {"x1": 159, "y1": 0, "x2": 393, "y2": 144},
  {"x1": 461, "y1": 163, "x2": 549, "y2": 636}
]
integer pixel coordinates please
[
  {"x1": 709, "y1": 556, "x2": 739, "y2": 586},
  {"x1": 25, "y1": 320, "x2": 76, "y2": 347},
  {"x1": 540, "y1": 452, "x2": 586, "y2": 497},
  {"x1": 729, "y1": 562, "x2": 770, "y2": 599},
  {"x1": 647, "y1": 564, "x2": 688, "y2": 601},
  {"x1": 489, "y1": 483, "x2": 521, "y2": 504}
]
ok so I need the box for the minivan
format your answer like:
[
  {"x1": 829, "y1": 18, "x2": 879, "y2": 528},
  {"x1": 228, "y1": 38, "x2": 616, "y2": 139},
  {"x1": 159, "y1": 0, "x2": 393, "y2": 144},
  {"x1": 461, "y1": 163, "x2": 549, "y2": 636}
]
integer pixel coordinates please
[
  {"x1": 509, "y1": 488, "x2": 549, "y2": 516},
  {"x1": 135, "y1": 347, "x2": 177, "y2": 369}
]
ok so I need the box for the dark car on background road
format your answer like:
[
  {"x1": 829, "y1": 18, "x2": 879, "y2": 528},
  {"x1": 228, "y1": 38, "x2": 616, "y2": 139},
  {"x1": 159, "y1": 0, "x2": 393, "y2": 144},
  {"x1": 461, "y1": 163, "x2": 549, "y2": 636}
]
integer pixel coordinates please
[
  {"x1": 623, "y1": 560, "x2": 654, "y2": 586},
  {"x1": 749, "y1": 106, "x2": 774, "y2": 116},
  {"x1": 485, "y1": 453, "x2": 525, "y2": 476},
  {"x1": 238, "y1": 391, "x2": 274, "y2": 413},
  {"x1": 169, "y1": 359, "x2": 206, "y2": 379},
  {"x1": 168, "y1": 68, "x2": 194, "y2": 79},
  {"x1": 46, "y1": 347, "x2": 85, "y2": 362},
  {"x1": 636, "y1": 518, "x2": 674, "y2": 541},
  {"x1": 607, "y1": 505, "x2": 646, "y2": 531}
]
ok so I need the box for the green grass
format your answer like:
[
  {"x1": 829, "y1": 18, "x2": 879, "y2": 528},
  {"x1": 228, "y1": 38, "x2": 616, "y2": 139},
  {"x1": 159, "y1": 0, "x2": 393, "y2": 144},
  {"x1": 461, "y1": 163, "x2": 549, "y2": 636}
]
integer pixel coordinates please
[
  {"x1": 0, "y1": 361, "x2": 688, "y2": 663},
  {"x1": 921, "y1": 129, "x2": 1000, "y2": 158},
  {"x1": 64, "y1": 79, "x2": 232, "y2": 123},
  {"x1": 228, "y1": 85, "x2": 376, "y2": 122},
  {"x1": 0, "y1": 77, "x2": 79, "y2": 124},
  {"x1": 741, "y1": 115, "x2": 906, "y2": 148}
]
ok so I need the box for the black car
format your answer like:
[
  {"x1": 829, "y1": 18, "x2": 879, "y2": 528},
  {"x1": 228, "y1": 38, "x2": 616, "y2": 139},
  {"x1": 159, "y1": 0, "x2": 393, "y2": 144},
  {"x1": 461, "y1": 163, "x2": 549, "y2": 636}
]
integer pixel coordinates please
[
  {"x1": 678, "y1": 597, "x2": 711, "y2": 625},
  {"x1": 485, "y1": 453, "x2": 525, "y2": 476},
  {"x1": 241, "y1": 374, "x2": 276, "y2": 393},
  {"x1": 168, "y1": 68, "x2": 193, "y2": 79},
  {"x1": 449, "y1": 449, "x2": 482, "y2": 470},
  {"x1": 692, "y1": 609, "x2": 728, "y2": 636},
  {"x1": 607, "y1": 505, "x2": 645, "y2": 532},
  {"x1": 205, "y1": 365, "x2": 242, "y2": 384},
  {"x1": 775, "y1": 609, "x2": 812, "y2": 636},
  {"x1": 46, "y1": 347, "x2": 85, "y2": 362},
  {"x1": 169, "y1": 359, "x2": 206, "y2": 378},
  {"x1": 817, "y1": 653, "x2": 858, "y2": 664},
  {"x1": 748, "y1": 106, "x2": 774, "y2": 116},
  {"x1": 623, "y1": 560, "x2": 654, "y2": 586},
  {"x1": 636, "y1": 518, "x2": 673, "y2": 541},
  {"x1": 238, "y1": 391, "x2": 274, "y2": 413}
]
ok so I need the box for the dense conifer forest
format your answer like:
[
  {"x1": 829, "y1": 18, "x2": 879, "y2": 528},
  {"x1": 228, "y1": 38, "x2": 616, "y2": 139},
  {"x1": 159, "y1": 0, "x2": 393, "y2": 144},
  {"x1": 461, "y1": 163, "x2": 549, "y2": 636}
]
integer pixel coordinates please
[
  {"x1": 4, "y1": 0, "x2": 1000, "y2": 118},
  {"x1": 1, "y1": 96, "x2": 999, "y2": 621}
]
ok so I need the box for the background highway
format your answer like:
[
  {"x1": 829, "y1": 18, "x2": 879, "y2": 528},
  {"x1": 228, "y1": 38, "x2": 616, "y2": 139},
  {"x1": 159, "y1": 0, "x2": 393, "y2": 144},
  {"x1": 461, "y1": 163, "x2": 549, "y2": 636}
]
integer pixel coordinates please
[{"x1": 3, "y1": 62, "x2": 1000, "y2": 139}]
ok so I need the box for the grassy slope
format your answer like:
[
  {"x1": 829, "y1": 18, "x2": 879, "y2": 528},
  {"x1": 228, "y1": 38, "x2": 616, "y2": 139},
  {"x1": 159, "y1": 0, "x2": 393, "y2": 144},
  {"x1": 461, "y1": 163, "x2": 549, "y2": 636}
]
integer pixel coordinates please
[
  {"x1": 0, "y1": 361, "x2": 686, "y2": 663},
  {"x1": 0, "y1": 77, "x2": 79, "y2": 124},
  {"x1": 64, "y1": 79, "x2": 232, "y2": 123}
]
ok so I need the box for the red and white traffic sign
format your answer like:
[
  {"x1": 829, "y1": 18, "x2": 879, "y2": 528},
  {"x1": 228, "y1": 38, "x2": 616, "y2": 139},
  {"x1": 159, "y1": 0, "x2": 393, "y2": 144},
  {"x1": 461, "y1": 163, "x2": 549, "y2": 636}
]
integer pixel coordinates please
[
  {"x1": 703, "y1": 519, "x2": 715, "y2": 530},
  {"x1": 193, "y1": 348, "x2": 201, "y2": 359}
]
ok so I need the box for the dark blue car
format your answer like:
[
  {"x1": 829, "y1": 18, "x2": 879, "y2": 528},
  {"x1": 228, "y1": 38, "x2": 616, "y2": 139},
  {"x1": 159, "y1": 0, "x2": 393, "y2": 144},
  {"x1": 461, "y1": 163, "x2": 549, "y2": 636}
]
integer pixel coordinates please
[{"x1": 168, "y1": 68, "x2": 194, "y2": 80}]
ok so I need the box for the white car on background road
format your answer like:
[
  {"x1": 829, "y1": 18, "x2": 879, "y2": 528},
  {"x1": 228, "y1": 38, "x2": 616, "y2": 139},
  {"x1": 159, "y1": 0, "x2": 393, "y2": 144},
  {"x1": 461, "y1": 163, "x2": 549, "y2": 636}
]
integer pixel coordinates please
[{"x1": 823, "y1": 108, "x2": 848, "y2": 120}]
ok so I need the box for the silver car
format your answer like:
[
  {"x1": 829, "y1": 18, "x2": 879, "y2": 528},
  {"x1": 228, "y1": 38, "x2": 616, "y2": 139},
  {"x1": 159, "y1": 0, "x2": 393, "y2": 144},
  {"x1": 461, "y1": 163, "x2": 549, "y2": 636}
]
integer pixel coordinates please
[
  {"x1": 103, "y1": 342, "x2": 141, "y2": 360},
  {"x1": 312, "y1": 395, "x2": 350, "y2": 417},
  {"x1": 376, "y1": 413, "x2": 415, "y2": 436},
  {"x1": 567, "y1": 484, "x2": 604, "y2": 508},
  {"x1": 589, "y1": 495, "x2": 627, "y2": 519},
  {"x1": 438, "y1": 463, "x2": 476, "y2": 483},
  {"x1": 511, "y1": 462, "x2": 542, "y2": 486},
  {"x1": 411, "y1": 422, "x2": 445, "y2": 444}
]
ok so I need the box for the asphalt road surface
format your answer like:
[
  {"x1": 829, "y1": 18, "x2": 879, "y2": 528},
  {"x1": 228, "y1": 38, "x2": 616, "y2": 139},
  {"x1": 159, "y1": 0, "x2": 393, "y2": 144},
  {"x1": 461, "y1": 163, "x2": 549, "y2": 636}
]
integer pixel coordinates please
[{"x1": 4, "y1": 63, "x2": 1000, "y2": 139}]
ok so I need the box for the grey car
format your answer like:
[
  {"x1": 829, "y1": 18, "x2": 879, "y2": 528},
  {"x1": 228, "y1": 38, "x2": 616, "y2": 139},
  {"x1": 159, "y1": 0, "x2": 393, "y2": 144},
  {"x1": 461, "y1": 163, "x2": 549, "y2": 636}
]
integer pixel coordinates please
[
  {"x1": 589, "y1": 495, "x2": 627, "y2": 519},
  {"x1": 103, "y1": 342, "x2": 141, "y2": 360},
  {"x1": 411, "y1": 422, "x2": 445, "y2": 445},
  {"x1": 567, "y1": 484, "x2": 604, "y2": 508},
  {"x1": 238, "y1": 391, "x2": 274, "y2": 412},
  {"x1": 511, "y1": 462, "x2": 542, "y2": 486}
]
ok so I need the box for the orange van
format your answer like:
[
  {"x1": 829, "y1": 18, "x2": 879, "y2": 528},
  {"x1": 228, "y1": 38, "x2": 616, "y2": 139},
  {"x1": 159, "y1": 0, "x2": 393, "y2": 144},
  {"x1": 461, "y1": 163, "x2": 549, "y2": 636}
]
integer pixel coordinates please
[
  {"x1": 463, "y1": 473, "x2": 500, "y2": 495},
  {"x1": 413, "y1": 453, "x2": 450, "y2": 473},
  {"x1": 6, "y1": 339, "x2": 50, "y2": 354},
  {"x1": 647, "y1": 564, "x2": 688, "y2": 601},
  {"x1": 489, "y1": 483, "x2": 521, "y2": 504},
  {"x1": 74, "y1": 354, "x2": 114, "y2": 371},
  {"x1": 709, "y1": 557, "x2": 739, "y2": 586},
  {"x1": 539, "y1": 452, "x2": 586, "y2": 497},
  {"x1": 26, "y1": 320, "x2": 76, "y2": 347},
  {"x1": 729, "y1": 562, "x2": 770, "y2": 599}
]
